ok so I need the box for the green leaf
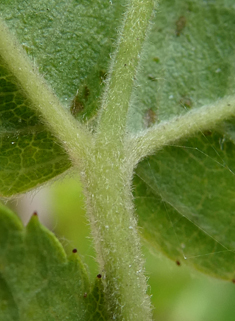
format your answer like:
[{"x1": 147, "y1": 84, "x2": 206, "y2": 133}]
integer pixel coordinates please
[
  {"x1": 0, "y1": 52, "x2": 72, "y2": 196},
  {"x1": 0, "y1": 203, "x2": 108, "y2": 320},
  {"x1": 0, "y1": 0, "x2": 125, "y2": 119},
  {"x1": 0, "y1": 274, "x2": 19, "y2": 321},
  {"x1": 86, "y1": 278, "x2": 109, "y2": 321},
  {"x1": 0, "y1": 1, "x2": 126, "y2": 196},
  {"x1": 134, "y1": 132, "x2": 235, "y2": 280},
  {"x1": 131, "y1": 0, "x2": 235, "y2": 280},
  {"x1": 128, "y1": 0, "x2": 235, "y2": 131}
]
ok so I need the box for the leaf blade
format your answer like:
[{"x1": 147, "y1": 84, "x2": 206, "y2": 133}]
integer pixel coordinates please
[
  {"x1": 0, "y1": 204, "x2": 107, "y2": 320},
  {"x1": 128, "y1": 0, "x2": 235, "y2": 131},
  {"x1": 129, "y1": 0, "x2": 235, "y2": 280},
  {"x1": 134, "y1": 132, "x2": 235, "y2": 280},
  {"x1": 0, "y1": 1, "x2": 127, "y2": 196}
]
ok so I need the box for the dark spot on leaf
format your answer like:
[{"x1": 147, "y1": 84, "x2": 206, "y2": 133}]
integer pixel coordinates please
[
  {"x1": 179, "y1": 96, "x2": 192, "y2": 109},
  {"x1": 124, "y1": 64, "x2": 127, "y2": 67},
  {"x1": 153, "y1": 57, "x2": 160, "y2": 63},
  {"x1": 83, "y1": 86, "x2": 90, "y2": 100},
  {"x1": 232, "y1": 279, "x2": 235, "y2": 284},
  {"x1": 70, "y1": 85, "x2": 90, "y2": 117},
  {"x1": 84, "y1": 292, "x2": 87, "y2": 298},
  {"x1": 176, "y1": 260, "x2": 181, "y2": 266},
  {"x1": 176, "y1": 16, "x2": 186, "y2": 36},
  {"x1": 33, "y1": 211, "x2": 38, "y2": 216},
  {"x1": 97, "y1": 274, "x2": 102, "y2": 279},
  {"x1": 148, "y1": 74, "x2": 157, "y2": 81},
  {"x1": 203, "y1": 130, "x2": 212, "y2": 136},
  {"x1": 70, "y1": 98, "x2": 84, "y2": 116},
  {"x1": 72, "y1": 249, "x2": 77, "y2": 253},
  {"x1": 144, "y1": 109, "x2": 157, "y2": 128},
  {"x1": 228, "y1": 104, "x2": 231, "y2": 106}
]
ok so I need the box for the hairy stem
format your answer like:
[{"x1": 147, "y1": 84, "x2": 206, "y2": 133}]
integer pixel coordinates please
[
  {"x1": 129, "y1": 95, "x2": 235, "y2": 164},
  {"x1": 83, "y1": 1, "x2": 156, "y2": 319},
  {"x1": 0, "y1": 18, "x2": 92, "y2": 162},
  {"x1": 82, "y1": 146, "x2": 152, "y2": 321},
  {"x1": 96, "y1": 0, "x2": 156, "y2": 146}
]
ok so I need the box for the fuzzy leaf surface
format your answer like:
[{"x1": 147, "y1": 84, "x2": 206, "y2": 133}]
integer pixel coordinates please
[
  {"x1": 0, "y1": 0, "x2": 126, "y2": 196},
  {"x1": 132, "y1": 0, "x2": 235, "y2": 280},
  {"x1": 0, "y1": 203, "x2": 107, "y2": 320},
  {"x1": 128, "y1": 0, "x2": 235, "y2": 130},
  {"x1": 134, "y1": 134, "x2": 235, "y2": 280}
]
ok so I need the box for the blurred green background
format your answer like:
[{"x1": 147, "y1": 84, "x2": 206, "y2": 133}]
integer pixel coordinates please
[{"x1": 9, "y1": 174, "x2": 235, "y2": 321}]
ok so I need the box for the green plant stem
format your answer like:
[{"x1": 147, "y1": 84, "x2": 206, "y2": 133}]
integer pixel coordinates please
[
  {"x1": 0, "y1": 18, "x2": 92, "y2": 162},
  {"x1": 82, "y1": 147, "x2": 152, "y2": 321},
  {"x1": 83, "y1": 1, "x2": 155, "y2": 319},
  {"x1": 129, "y1": 96, "x2": 235, "y2": 164},
  {"x1": 96, "y1": 0, "x2": 155, "y2": 146}
]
